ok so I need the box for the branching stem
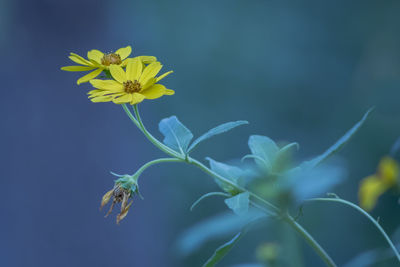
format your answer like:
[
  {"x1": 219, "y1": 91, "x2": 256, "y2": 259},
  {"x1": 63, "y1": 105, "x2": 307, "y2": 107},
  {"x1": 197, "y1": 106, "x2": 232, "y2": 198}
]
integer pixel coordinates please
[{"x1": 122, "y1": 104, "x2": 337, "y2": 267}]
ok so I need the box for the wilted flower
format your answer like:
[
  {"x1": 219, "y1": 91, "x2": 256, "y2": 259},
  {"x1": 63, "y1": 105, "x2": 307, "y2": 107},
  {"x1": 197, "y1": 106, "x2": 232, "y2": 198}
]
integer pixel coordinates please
[
  {"x1": 359, "y1": 156, "x2": 399, "y2": 211},
  {"x1": 61, "y1": 45, "x2": 156, "y2": 84},
  {"x1": 100, "y1": 174, "x2": 140, "y2": 224}
]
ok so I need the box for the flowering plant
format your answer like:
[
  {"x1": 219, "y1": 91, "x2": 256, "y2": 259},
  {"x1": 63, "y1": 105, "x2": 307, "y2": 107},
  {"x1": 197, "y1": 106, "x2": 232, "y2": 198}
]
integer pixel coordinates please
[{"x1": 62, "y1": 46, "x2": 400, "y2": 267}]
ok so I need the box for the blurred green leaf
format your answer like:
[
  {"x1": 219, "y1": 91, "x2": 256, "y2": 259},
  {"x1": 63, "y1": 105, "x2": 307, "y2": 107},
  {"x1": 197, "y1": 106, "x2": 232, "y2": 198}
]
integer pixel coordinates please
[
  {"x1": 285, "y1": 164, "x2": 345, "y2": 203},
  {"x1": 272, "y1": 142, "x2": 299, "y2": 173},
  {"x1": 206, "y1": 157, "x2": 245, "y2": 195},
  {"x1": 224, "y1": 192, "x2": 250, "y2": 216},
  {"x1": 202, "y1": 232, "x2": 243, "y2": 267},
  {"x1": 342, "y1": 249, "x2": 380, "y2": 267},
  {"x1": 188, "y1": 120, "x2": 248, "y2": 153},
  {"x1": 159, "y1": 116, "x2": 193, "y2": 154},
  {"x1": 248, "y1": 135, "x2": 279, "y2": 170},
  {"x1": 176, "y1": 211, "x2": 266, "y2": 256},
  {"x1": 301, "y1": 108, "x2": 373, "y2": 169}
]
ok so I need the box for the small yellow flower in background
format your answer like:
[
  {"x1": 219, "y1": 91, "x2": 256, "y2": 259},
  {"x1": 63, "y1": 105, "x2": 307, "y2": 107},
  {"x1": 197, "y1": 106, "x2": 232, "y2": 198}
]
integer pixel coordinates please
[
  {"x1": 359, "y1": 156, "x2": 399, "y2": 211},
  {"x1": 88, "y1": 57, "x2": 174, "y2": 105},
  {"x1": 61, "y1": 45, "x2": 156, "y2": 85}
]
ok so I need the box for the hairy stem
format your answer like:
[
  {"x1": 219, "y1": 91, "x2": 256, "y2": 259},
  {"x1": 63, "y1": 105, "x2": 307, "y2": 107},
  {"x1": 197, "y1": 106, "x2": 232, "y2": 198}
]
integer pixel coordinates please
[
  {"x1": 122, "y1": 104, "x2": 337, "y2": 267},
  {"x1": 306, "y1": 197, "x2": 400, "y2": 263}
]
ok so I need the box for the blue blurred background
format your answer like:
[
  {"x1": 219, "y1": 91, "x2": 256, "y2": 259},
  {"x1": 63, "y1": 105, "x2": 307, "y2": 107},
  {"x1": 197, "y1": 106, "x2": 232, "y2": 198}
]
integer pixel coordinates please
[{"x1": 1, "y1": 0, "x2": 400, "y2": 266}]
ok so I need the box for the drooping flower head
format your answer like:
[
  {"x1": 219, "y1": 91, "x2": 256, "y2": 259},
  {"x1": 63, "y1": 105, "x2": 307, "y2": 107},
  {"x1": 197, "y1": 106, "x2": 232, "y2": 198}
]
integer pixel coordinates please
[
  {"x1": 61, "y1": 46, "x2": 156, "y2": 85},
  {"x1": 100, "y1": 173, "x2": 141, "y2": 224},
  {"x1": 88, "y1": 57, "x2": 174, "y2": 105}
]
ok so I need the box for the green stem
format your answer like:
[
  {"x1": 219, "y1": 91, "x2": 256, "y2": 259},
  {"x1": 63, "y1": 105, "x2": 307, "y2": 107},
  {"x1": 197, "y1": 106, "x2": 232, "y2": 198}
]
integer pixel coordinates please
[
  {"x1": 122, "y1": 104, "x2": 183, "y2": 159},
  {"x1": 306, "y1": 197, "x2": 400, "y2": 263},
  {"x1": 133, "y1": 157, "x2": 184, "y2": 179},
  {"x1": 283, "y1": 214, "x2": 337, "y2": 267},
  {"x1": 122, "y1": 104, "x2": 337, "y2": 267},
  {"x1": 187, "y1": 157, "x2": 280, "y2": 214}
]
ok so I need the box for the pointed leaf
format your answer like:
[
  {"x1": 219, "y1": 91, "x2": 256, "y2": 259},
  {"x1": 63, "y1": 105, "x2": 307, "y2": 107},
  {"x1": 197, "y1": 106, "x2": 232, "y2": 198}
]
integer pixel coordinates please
[
  {"x1": 202, "y1": 232, "x2": 244, "y2": 267},
  {"x1": 225, "y1": 192, "x2": 250, "y2": 216},
  {"x1": 188, "y1": 121, "x2": 248, "y2": 152},
  {"x1": 206, "y1": 157, "x2": 244, "y2": 195},
  {"x1": 272, "y1": 142, "x2": 299, "y2": 173},
  {"x1": 283, "y1": 164, "x2": 346, "y2": 203},
  {"x1": 159, "y1": 116, "x2": 193, "y2": 154},
  {"x1": 248, "y1": 135, "x2": 279, "y2": 170},
  {"x1": 176, "y1": 211, "x2": 266, "y2": 256},
  {"x1": 301, "y1": 108, "x2": 373, "y2": 169}
]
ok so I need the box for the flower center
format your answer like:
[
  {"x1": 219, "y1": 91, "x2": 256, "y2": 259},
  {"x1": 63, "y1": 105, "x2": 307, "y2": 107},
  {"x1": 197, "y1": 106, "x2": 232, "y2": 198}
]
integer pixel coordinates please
[
  {"x1": 101, "y1": 53, "x2": 122, "y2": 66},
  {"x1": 124, "y1": 80, "x2": 141, "y2": 93}
]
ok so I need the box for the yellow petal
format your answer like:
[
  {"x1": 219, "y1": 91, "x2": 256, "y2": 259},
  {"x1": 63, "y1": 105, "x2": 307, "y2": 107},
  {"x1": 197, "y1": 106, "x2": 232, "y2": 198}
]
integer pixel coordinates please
[
  {"x1": 116, "y1": 201, "x2": 133, "y2": 224},
  {"x1": 88, "y1": 89, "x2": 106, "y2": 98},
  {"x1": 359, "y1": 175, "x2": 388, "y2": 211},
  {"x1": 113, "y1": 94, "x2": 133, "y2": 104},
  {"x1": 137, "y1": 56, "x2": 157, "y2": 64},
  {"x1": 100, "y1": 189, "x2": 114, "y2": 210},
  {"x1": 77, "y1": 68, "x2": 103, "y2": 85},
  {"x1": 61, "y1": 65, "x2": 96, "y2": 72},
  {"x1": 126, "y1": 58, "x2": 142, "y2": 81},
  {"x1": 139, "y1": 62, "x2": 162, "y2": 84},
  {"x1": 90, "y1": 79, "x2": 123, "y2": 91},
  {"x1": 87, "y1": 49, "x2": 104, "y2": 64},
  {"x1": 156, "y1": 70, "x2": 173, "y2": 82},
  {"x1": 140, "y1": 84, "x2": 166, "y2": 99},
  {"x1": 130, "y1": 93, "x2": 145, "y2": 104},
  {"x1": 378, "y1": 156, "x2": 399, "y2": 185},
  {"x1": 69, "y1": 53, "x2": 92, "y2": 66},
  {"x1": 90, "y1": 95, "x2": 115, "y2": 103},
  {"x1": 115, "y1": 46, "x2": 132, "y2": 60},
  {"x1": 141, "y1": 78, "x2": 156, "y2": 90},
  {"x1": 109, "y1": 65, "x2": 127, "y2": 83},
  {"x1": 165, "y1": 89, "x2": 175, "y2": 95}
]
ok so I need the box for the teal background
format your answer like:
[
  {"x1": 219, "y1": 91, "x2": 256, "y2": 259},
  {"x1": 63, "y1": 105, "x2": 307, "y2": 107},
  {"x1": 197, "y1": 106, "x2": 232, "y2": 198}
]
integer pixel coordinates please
[{"x1": 1, "y1": 0, "x2": 400, "y2": 266}]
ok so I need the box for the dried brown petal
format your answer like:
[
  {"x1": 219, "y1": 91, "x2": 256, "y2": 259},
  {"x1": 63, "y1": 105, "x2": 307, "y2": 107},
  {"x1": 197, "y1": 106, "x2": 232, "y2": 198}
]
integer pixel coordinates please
[
  {"x1": 116, "y1": 200, "x2": 133, "y2": 224},
  {"x1": 100, "y1": 189, "x2": 114, "y2": 210}
]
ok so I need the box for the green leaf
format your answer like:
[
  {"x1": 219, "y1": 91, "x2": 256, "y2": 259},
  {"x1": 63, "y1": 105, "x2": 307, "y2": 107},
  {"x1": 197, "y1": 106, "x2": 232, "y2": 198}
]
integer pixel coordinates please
[
  {"x1": 206, "y1": 157, "x2": 244, "y2": 195},
  {"x1": 202, "y1": 232, "x2": 244, "y2": 267},
  {"x1": 272, "y1": 142, "x2": 299, "y2": 173},
  {"x1": 176, "y1": 211, "x2": 266, "y2": 256},
  {"x1": 224, "y1": 192, "x2": 250, "y2": 216},
  {"x1": 248, "y1": 135, "x2": 279, "y2": 170},
  {"x1": 159, "y1": 116, "x2": 193, "y2": 154},
  {"x1": 301, "y1": 108, "x2": 373, "y2": 169},
  {"x1": 188, "y1": 121, "x2": 249, "y2": 152},
  {"x1": 190, "y1": 192, "x2": 231, "y2": 211},
  {"x1": 282, "y1": 164, "x2": 345, "y2": 203}
]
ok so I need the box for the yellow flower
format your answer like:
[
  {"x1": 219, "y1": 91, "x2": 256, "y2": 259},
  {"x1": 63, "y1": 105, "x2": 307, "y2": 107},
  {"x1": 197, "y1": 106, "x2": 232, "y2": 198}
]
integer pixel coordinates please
[
  {"x1": 61, "y1": 46, "x2": 156, "y2": 85},
  {"x1": 88, "y1": 57, "x2": 174, "y2": 105},
  {"x1": 359, "y1": 156, "x2": 399, "y2": 211}
]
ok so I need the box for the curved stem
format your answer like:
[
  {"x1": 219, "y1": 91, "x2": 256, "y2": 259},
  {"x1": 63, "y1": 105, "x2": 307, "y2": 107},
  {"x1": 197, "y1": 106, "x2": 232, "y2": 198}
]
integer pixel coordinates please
[
  {"x1": 133, "y1": 104, "x2": 183, "y2": 158},
  {"x1": 283, "y1": 214, "x2": 337, "y2": 267},
  {"x1": 133, "y1": 157, "x2": 184, "y2": 179},
  {"x1": 306, "y1": 198, "x2": 400, "y2": 263},
  {"x1": 122, "y1": 104, "x2": 183, "y2": 159},
  {"x1": 121, "y1": 104, "x2": 337, "y2": 267}
]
